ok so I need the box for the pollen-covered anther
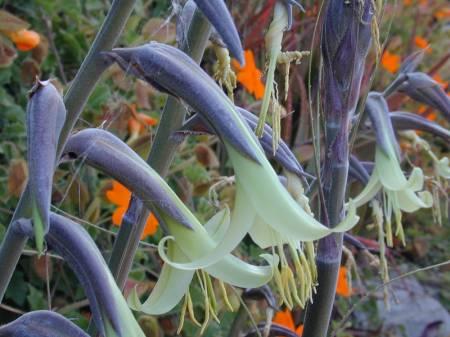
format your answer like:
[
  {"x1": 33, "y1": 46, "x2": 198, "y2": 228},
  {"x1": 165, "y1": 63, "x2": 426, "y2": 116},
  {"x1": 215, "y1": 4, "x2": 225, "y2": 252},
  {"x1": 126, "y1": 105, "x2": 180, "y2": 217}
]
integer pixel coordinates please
[
  {"x1": 213, "y1": 43, "x2": 237, "y2": 100},
  {"x1": 277, "y1": 50, "x2": 310, "y2": 101}
]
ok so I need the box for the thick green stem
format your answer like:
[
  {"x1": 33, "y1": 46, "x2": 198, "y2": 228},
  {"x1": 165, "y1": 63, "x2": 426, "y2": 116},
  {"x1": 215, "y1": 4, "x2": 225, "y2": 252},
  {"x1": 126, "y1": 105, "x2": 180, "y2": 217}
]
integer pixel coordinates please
[
  {"x1": 107, "y1": 9, "x2": 212, "y2": 288},
  {"x1": 58, "y1": 0, "x2": 137, "y2": 155},
  {"x1": 0, "y1": 0, "x2": 136, "y2": 303}
]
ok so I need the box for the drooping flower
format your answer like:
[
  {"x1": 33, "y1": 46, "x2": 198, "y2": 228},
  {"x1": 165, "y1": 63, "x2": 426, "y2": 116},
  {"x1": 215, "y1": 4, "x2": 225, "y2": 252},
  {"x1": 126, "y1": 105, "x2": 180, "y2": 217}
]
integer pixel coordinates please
[
  {"x1": 352, "y1": 93, "x2": 433, "y2": 245},
  {"x1": 256, "y1": 1, "x2": 307, "y2": 151},
  {"x1": 8, "y1": 29, "x2": 40, "y2": 51},
  {"x1": 104, "y1": 42, "x2": 361, "y2": 313},
  {"x1": 63, "y1": 128, "x2": 278, "y2": 325},
  {"x1": 105, "y1": 180, "x2": 159, "y2": 240},
  {"x1": 381, "y1": 50, "x2": 401, "y2": 74},
  {"x1": 231, "y1": 50, "x2": 265, "y2": 99},
  {"x1": 27, "y1": 80, "x2": 66, "y2": 252}
]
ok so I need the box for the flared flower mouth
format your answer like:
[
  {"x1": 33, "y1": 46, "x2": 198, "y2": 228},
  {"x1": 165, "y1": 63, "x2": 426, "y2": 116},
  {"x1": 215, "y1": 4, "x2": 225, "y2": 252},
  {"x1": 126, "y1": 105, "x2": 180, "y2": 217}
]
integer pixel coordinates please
[{"x1": 351, "y1": 93, "x2": 433, "y2": 245}]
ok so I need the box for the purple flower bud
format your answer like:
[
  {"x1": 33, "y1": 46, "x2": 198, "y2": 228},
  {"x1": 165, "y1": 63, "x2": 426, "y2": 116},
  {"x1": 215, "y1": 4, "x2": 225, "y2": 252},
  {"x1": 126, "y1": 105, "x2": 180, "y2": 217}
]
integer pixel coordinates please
[
  {"x1": 398, "y1": 72, "x2": 450, "y2": 121},
  {"x1": 176, "y1": 0, "x2": 197, "y2": 47},
  {"x1": 365, "y1": 92, "x2": 400, "y2": 159},
  {"x1": 63, "y1": 128, "x2": 193, "y2": 229},
  {"x1": 180, "y1": 107, "x2": 312, "y2": 185},
  {"x1": 26, "y1": 79, "x2": 66, "y2": 252},
  {"x1": 349, "y1": 155, "x2": 370, "y2": 185},
  {"x1": 18, "y1": 214, "x2": 122, "y2": 337},
  {"x1": 0, "y1": 310, "x2": 89, "y2": 337},
  {"x1": 390, "y1": 111, "x2": 450, "y2": 142},
  {"x1": 103, "y1": 42, "x2": 259, "y2": 162},
  {"x1": 322, "y1": 0, "x2": 374, "y2": 125},
  {"x1": 399, "y1": 50, "x2": 424, "y2": 74},
  {"x1": 193, "y1": 0, "x2": 244, "y2": 64}
]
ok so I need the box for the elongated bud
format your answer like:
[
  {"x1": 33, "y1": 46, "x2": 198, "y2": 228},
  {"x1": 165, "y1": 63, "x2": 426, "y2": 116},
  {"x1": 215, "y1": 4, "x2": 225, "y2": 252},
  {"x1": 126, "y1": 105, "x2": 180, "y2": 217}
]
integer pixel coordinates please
[
  {"x1": 365, "y1": 92, "x2": 400, "y2": 159},
  {"x1": 103, "y1": 42, "x2": 259, "y2": 162},
  {"x1": 398, "y1": 72, "x2": 450, "y2": 121},
  {"x1": 17, "y1": 214, "x2": 145, "y2": 337},
  {"x1": 322, "y1": 0, "x2": 374, "y2": 129},
  {"x1": 390, "y1": 111, "x2": 450, "y2": 142},
  {"x1": 349, "y1": 155, "x2": 370, "y2": 185},
  {"x1": 27, "y1": 79, "x2": 66, "y2": 252},
  {"x1": 176, "y1": 0, "x2": 196, "y2": 47},
  {"x1": 63, "y1": 128, "x2": 193, "y2": 229},
  {"x1": 0, "y1": 310, "x2": 89, "y2": 337},
  {"x1": 193, "y1": 0, "x2": 244, "y2": 64}
]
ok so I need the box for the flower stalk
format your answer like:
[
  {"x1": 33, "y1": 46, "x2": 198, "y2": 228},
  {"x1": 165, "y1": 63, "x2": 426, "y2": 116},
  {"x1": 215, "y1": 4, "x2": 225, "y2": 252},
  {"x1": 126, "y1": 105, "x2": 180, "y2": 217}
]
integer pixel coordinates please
[
  {"x1": 0, "y1": 0, "x2": 137, "y2": 303},
  {"x1": 303, "y1": 0, "x2": 374, "y2": 335},
  {"x1": 106, "y1": 3, "x2": 212, "y2": 289}
]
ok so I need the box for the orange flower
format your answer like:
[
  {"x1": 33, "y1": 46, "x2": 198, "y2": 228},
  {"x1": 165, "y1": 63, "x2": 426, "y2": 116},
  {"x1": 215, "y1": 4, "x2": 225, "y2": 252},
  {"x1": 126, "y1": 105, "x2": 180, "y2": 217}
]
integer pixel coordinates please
[
  {"x1": 336, "y1": 266, "x2": 352, "y2": 297},
  {"x1": 231, "y1": 50, "x2": 265, "y2": 99},
  {"x1": 403, "y1": 0, "x2": 412, "y2": 6},
  {"x1": 8, "y1": 29, "x2": 40, "y2": 51},
  {"x1": 432, "y1": 74, "x2": 448, "y2": 89},
  {"x1": 434, "y1": 8, "x2": 450, "y2": 20},
  {"x1": 381, "y1": 51, "x2": 401, "y2": 74},
  {"x1": 106, "y1": 180, "x2": 159, "y2": 239},
  {"x1": 127, "y1": 103, "x2": 158, "y2": 136},
  {"x1": 414, "y1": 36, "x2": 431, "y2": 53},
  {"x1": 273, "y1": 309, "x2": 303, "y2": 336}
]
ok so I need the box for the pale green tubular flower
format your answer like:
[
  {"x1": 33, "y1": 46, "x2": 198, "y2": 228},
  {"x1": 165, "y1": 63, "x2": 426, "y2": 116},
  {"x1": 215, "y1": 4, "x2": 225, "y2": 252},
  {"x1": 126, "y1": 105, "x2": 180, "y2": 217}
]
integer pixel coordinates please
[
  {"x1": 257, "y1": 0, "x2": 308, "y2": 152},
  {"x1": 63, "y1": 129, "x2": 278, "y2": 329},
  {"x1": 352, "y1": 93, "x2": 433, "y2": 245},
  {"x1": 399, "y1": 130, "x2": 449, "y2": 225},
  {"x1": 104, "y1": 42, "x2": 359, "y2": 309}
]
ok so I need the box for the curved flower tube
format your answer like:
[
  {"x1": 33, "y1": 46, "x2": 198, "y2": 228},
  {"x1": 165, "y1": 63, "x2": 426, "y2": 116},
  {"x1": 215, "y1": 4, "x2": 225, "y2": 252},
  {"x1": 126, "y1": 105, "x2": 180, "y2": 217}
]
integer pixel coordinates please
[
  {"x1": 0, "y1": 310, "x2": 89, "y2": 337},
  {"x1": 398, "y1": 72, "x2": 450, "y2": 121},
  {"x1": 63, "y1": 128, "x2": 278, "y2": 315},
  {"x1": 16, "y1": 214, "x2": 145, "y2": 337},
  {"x1": 104, "y1": 42, "x2": 359, "y2": 245},
  {"x1": 26, "y1": 80, "x2": 66, "y2": 252},
  {"x1": 352, "y1": 93, "x2": 433, "y2": 244},
  {"x1": 180, "y1": 106, "x2": 313, "y2": 185}
]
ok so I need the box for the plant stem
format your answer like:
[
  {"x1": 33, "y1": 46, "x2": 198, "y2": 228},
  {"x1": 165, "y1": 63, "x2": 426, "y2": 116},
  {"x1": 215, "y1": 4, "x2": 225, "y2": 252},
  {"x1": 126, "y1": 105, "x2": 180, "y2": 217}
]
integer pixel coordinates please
[
  {"x1": 303, "y1": 125, "x2": 349, "y2": 337},
  {"x1": 58, "y1": 0, "x2": 137, "y2": 155},
  {"x1": 107, "y1": 9, "x2": 212, "y2": 288},
  {"x1": 0, "y1": 0, "x2": 136, "y2": 303},
  {"x1": 0, "y1": 220, "x2": 30, "y2": 301}
]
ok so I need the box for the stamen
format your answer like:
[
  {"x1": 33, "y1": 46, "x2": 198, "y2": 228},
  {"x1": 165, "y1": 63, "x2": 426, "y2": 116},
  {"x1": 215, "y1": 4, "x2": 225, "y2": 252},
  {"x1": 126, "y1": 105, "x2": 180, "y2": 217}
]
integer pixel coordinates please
[{"x1": 218, "y1": 280, "x2": 234, "y2": 312}]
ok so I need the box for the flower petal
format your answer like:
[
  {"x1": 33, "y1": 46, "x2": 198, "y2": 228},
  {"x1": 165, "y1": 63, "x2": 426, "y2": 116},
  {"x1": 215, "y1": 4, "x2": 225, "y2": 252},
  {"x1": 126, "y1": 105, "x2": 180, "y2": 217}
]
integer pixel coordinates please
[
  {"x1": 130, "y1": 242, "x2": 195, "y2": 315},
  {"x1": 396, "y1": 189, "x2": 433, "y2": 213},
  {"x1": 375, "y1": 147, "x2": 408, "y2": 191}
]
